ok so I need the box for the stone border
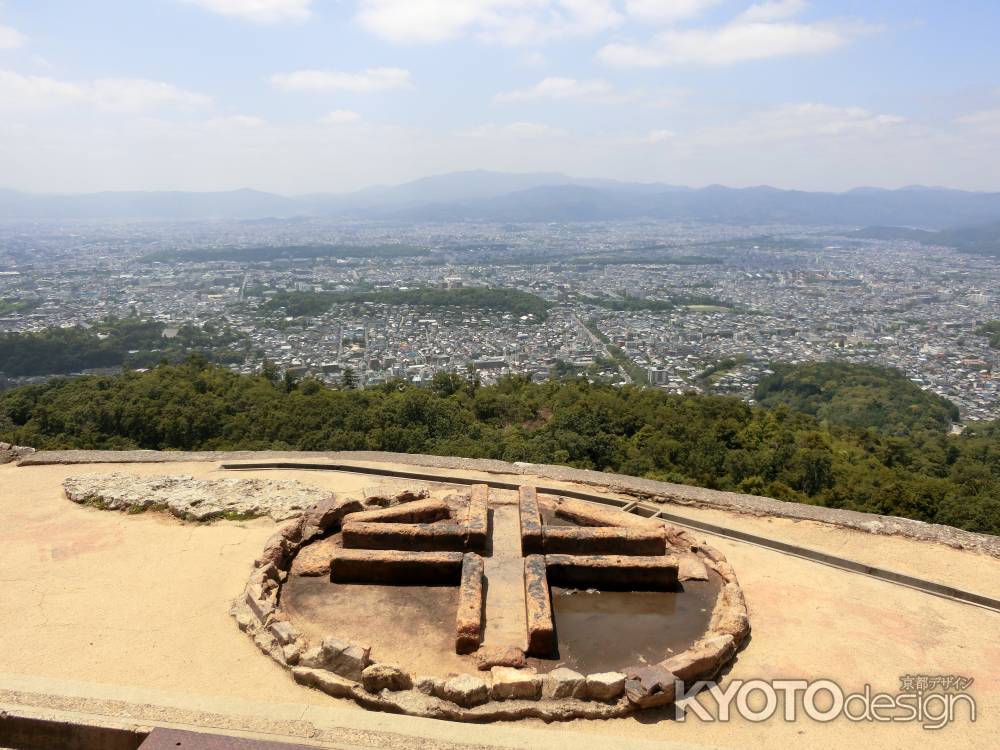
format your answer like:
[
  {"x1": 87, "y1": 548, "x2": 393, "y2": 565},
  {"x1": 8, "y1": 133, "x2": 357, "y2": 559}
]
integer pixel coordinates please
[
  {"x1": 231, "y1": 488, "x2": 750, "y2": 722},
  {"x1": 20, "y1": 449, "x2": 998, "y2": 557},
  {"x1": 0, "y1": 442, "x2": 34, "y2": 465}
]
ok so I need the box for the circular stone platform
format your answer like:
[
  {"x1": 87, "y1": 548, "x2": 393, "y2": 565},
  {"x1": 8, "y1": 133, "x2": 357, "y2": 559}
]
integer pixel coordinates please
[{"x1": 232, "y1": 482, "x2": 750, "y2": 722}]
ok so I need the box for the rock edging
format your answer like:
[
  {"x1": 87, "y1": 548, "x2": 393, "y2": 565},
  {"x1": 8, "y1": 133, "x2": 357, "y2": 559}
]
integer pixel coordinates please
[{"x1": 232, "y1": 490, "x2": 750, "y2": 722}]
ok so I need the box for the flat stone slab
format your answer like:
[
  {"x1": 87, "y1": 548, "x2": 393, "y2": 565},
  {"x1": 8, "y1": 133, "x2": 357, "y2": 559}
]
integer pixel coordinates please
[
  {"x1": 348, "y1": 498, "x2": 451, "y2": 524},
  {"x1": 519, "y1": 486, "x2": 543, "y2": 555},
  {"x1": 63, "y1": 473, "x2": 332, "y2": 522},
  {"x1": 464, "y1": 484, "x2": 489, "y2": 550},
  {"x1": 541, "y1": 526, "x2": 666, "y2": 556},
  {"x1": 545, "y1": 554, "x2": 679, "y2": 590},
  {"x1": 456, "y1": 553, "x2": 485, "y2": 654},
  {"x1": 523, "y1": 554, "x2": 554, "y2": 656},
  {"x1": 341, "y1": 521, "x2": 468, "y2": 551},
  {"x1": 481, "y1": 499, "x2": 529, "y2": 652},
  {"x1": 330, "y1": 549, "x2": 464, "y2": 584}
]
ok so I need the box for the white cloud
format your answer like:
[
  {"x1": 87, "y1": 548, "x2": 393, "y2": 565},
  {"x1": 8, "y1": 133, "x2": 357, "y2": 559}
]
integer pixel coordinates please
[
  {"x1": 0, "y1": 23, "x2": 25, "y2": 49},
  {"x1": 692, "y1": 103, "x2": 905, "y2": 145},
  {"x1": 271, "y1": 67, "x2": 412, "y2": 92},
  {"x1": 321, "y1": 109, "x2": 362, "y2": 124},
  {"x1": 0, "y1": 70, "x2": 84, "y2": 111},
  {"x1": 356, "y1": 0, "x2": 623, "y2": 45},
  {"x1": 599, "y1": 2, "x2": 877, "y2": 67},
  {"x1": 955, "y1": 109, "x2": 1000, "y2": 134},
  {"x1": 456, "y1": 121, "x2": 568, "y2": 139},
  {"x1": 183, "y1": 0, "x2": 313, "y2": 23},
  {"x1": 91, "y1": 78, "x2": 211, "y2": 112},
  {"x1": 737, "y1": 0, "x2": 808, "y2": 23},
  {"x1": 624, "y1": 0, "x2": 722, "y2": 24},
  {"x1": 0, "y1": 70, "x2": 211, "y2": 113},
  {"x1": 495, "y1": 77, "x2": 613, "y2": 102},
  {"x1": 494, "y1": 77, "x2": 684, "y2": 107}
]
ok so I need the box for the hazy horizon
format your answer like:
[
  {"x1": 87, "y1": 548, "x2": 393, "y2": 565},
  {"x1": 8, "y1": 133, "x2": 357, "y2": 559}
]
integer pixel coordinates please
[{"x1": 1, "y1": 1, "x2": 999, "y2": 194}]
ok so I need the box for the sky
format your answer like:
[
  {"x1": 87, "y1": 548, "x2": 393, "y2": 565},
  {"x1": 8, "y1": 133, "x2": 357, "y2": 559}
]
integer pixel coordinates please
[{"x1": 0, "y1": 0, "x2": 998, "y2": 195}]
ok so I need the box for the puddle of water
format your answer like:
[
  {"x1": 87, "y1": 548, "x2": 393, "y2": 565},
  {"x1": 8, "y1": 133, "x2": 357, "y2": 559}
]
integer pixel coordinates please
[
  {"x1": 532, "y1": 579, "x2": 721, "y2": 675},
  {"x1": 539, "y1": 507, "x2": 577, "y2": 527}
]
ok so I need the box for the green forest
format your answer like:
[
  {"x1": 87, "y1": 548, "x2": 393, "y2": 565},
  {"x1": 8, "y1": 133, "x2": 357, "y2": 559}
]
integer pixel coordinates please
[
  {"x1": 0, "y1": 317, "x2": 248, "y2": 377},
  {"x1": 261, "y1": 287, "x2": 553, "y2": 320},
  {"x1": 1, "y1": 359, "x2": 997, "y2": 535},
  {"x1": 754, "y1": 361, "x2": 959, "y2": 433}
]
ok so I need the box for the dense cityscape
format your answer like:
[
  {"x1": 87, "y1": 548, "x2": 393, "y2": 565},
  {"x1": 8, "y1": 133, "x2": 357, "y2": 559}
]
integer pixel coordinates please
[{"x1": 1, "y1": 219, "x2": 997, "y2": 422}]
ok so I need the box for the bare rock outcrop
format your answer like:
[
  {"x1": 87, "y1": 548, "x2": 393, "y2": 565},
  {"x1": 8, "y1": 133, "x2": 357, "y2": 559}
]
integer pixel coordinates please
[
  {"x1": 63, "y1": 473, "x2": 333, "y2": 522},
  {"x1": 0, "y1": 442, "x2": 35, "y2": 465}
]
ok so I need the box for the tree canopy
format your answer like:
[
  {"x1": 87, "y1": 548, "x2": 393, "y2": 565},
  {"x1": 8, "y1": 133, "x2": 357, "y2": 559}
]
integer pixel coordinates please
[
  {"x1": 0, "y1": 317, "x2": 247, "y2": 377},
  {"x1": 755, "y1": 362, "x2": 959, "y2": 434},
  {"x1": 1, "y1": 360, "x2": 996, "y2": 535}
]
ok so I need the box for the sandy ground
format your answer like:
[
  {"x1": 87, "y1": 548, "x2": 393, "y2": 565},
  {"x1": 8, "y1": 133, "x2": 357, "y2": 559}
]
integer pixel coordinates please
[{"x1": 1, "y1": 460, "x2": 998, "y2": 750}]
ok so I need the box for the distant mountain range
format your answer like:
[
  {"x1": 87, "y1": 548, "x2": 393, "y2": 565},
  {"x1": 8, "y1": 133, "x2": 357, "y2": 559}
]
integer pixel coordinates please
[{"x1": 3, "y1": 171, "x2": 1000, "y2": 229}]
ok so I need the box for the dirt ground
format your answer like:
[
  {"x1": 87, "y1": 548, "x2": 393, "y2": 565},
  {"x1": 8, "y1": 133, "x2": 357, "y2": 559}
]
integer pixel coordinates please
[{"x1": 1, "y1": 459, "x2": 998, "y2": 750}]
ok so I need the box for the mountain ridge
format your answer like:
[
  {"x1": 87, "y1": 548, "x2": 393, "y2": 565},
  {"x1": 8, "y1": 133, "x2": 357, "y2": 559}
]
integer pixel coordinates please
[{"x1": 3, "y1": 171, "x2": 1000, "y2": 228}]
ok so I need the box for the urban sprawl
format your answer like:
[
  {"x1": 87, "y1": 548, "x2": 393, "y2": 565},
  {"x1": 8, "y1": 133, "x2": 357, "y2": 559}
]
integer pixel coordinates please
[{"x1": 1, "y1": 220, "x2": 998, "y2": 422}]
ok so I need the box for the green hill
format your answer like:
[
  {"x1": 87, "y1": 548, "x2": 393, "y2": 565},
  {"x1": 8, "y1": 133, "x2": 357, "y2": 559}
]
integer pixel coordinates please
[
  {"x1": 755, "y1": 362, "x2": 958, "y2": 433},
  {"x1": 1, "y1": 361, "x2": 996, "y2": 535}
]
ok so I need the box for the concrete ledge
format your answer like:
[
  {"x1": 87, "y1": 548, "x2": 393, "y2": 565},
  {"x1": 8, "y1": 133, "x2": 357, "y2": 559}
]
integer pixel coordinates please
[
  {"x1": 544, "y1": 554, "x2": 679, "y2": 590},
  {"x1": 523, "y1": 555, "x2": 554, "y2": 657},
  {"x1": 464, "y1": 485, "x2": 489, "y2": 551},
  {"x1": 0, "y1": 713, "x2": 146, "y2": 750},
  {"x1": 330, "y1": 549, "x2": 464, "y2": 584},
  {"x1": 518, "y1": 486, "x2": 543, "y2": 556},
  {"x1": 546, "y1": 496, "x2": 662, "y2": 530},
  {"x1": 348, "y1": 498, "x2": 451, "y2": 525},
  {"x1": 541, "y1": 527, "x2": 666, "y2": 556},
  {"x1": 341, "y1": 522, "x2": 467, "y2": 552},
  {"x1": 456, "y1": 554, "x2": 485, "y2": 655}
]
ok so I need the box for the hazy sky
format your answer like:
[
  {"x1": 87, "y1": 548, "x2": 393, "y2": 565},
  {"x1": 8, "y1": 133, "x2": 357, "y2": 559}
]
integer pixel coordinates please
[{"x1": 1, "y1": 0, "x2": 998, "y2": 194}]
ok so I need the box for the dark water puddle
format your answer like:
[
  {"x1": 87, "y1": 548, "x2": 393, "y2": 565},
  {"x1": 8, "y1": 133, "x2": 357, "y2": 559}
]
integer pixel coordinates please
[
  {"x1": 532, "y1": 578, "x2": 721, "y2": 675},
  {"x1": 538, "y1": 507, "x2": 577, "y2": 526}
]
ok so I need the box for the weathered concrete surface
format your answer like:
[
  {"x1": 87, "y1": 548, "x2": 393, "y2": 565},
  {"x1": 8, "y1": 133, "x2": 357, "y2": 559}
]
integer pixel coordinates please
[
  {"x1": 584, "y1": 673, "x2": 626, "y2": 701},
  {"x1": 348, "y1": 498, "x2": 451, "y2": 525},
  {"x1": 546, "y1": 496, "x2": 663, "y2": 531},
  {"x1": 541, "y1": 526, "x2": 666, "y2": 556},
  {"x1": 545, "y1": 554, "x2": 679, "y2": 590},
  {"x1": 518, "y1": 486, "x2": 543, "y2": 556},
  {"x1": 341, "y1": 521, "x2": 467, "y2": 552},
  {"x1": 542, "y1": 667, "x2": 585, "y2": 700},
  {"x1": 455, "y1": 553, "x2": 484, "y2": 655},
  {"x1": 490, "y1": 667, "x2": 540, "y2": 701},
  {"x1": 330, "y1": 549, "x2": 464, "y2": 584},
  {"x1": 523, "y1": 555, "x2": 554, "y2": 657},
  {"x1": 463, "y1": 484, "x2": 489, "y2": 551},
  {"x1": 481, "y1": 498, "x2": 529, "y2": 653},
  {"x1": 63, "y1": 473, "x2": 331, "y2": 522},
  {"x1": 474, "y1": 646, "x2": 526, "y2": 671}
]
